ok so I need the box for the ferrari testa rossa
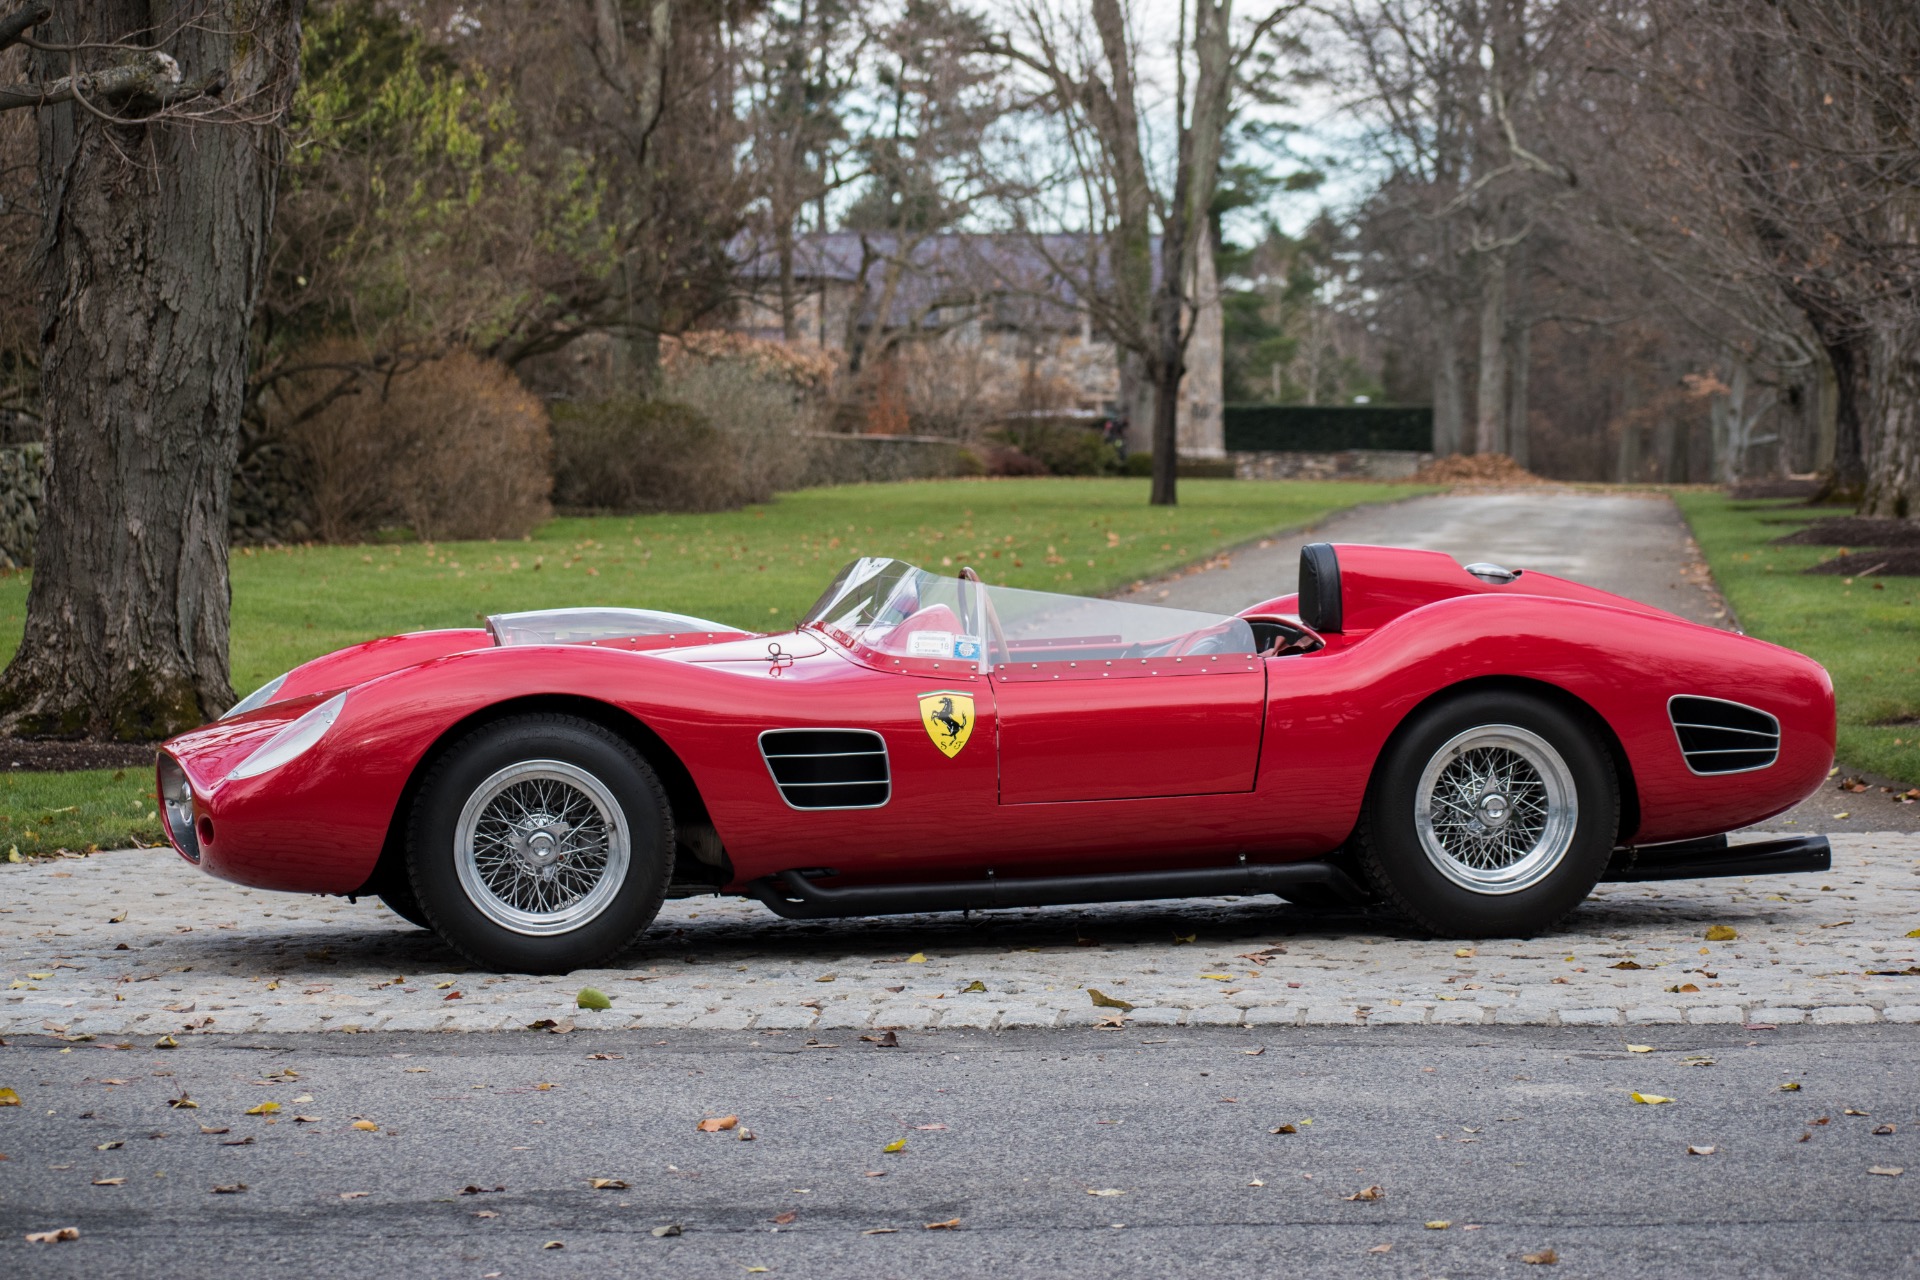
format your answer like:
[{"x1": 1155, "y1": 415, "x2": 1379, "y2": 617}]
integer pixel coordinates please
[{"x1": 158, "y1": 543, "x2": 1836, "y2": 972}]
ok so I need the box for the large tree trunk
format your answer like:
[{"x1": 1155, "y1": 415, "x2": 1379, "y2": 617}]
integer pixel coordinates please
[
  {"x1": 1819, "y1": 336, "x2": 1870, "y2": 504},
  {"x1": 1861, "y1": 322, "x2": 1920, "y2": 518},
  {"x1": 1431, "y1": 299, "x2": 1465, "y2": 456},
  {"x1": 1505, "y1": 315, "x2": 1531, "y2": 472},
  {"x1": 0, "y1": 2, "x2": 302, "y2": 740},
  {"x1": 1473, "y1": 249, "x2": 1507, "y2": 455}
]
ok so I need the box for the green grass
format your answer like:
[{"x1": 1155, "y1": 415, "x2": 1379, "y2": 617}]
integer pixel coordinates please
[
  {"x1": 1673, "y1": 491, "x2": 1920, "y2": 787},
  {"x1": 0, "y1": 476, "x2": 1422, "y2": 854},
  {"x1": 2, "y1": 767, "x2": 163, "y2": 860}
]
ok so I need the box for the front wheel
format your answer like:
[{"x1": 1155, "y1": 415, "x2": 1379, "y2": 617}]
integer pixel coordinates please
[
  {"x1": 1357, "y1": 691, "x2": 1618, "y2": 938},
  {"x1": 406, "y1": 714, "x2": 673, "y2": 973}
]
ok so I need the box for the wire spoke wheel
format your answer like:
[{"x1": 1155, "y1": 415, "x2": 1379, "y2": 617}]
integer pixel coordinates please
[
  {"x1": 1414, "y1": 724, "x2": 1578, "y2": 895},
  {"x1": 454, "y1": 759, "x2": 630, "y2": 936}
]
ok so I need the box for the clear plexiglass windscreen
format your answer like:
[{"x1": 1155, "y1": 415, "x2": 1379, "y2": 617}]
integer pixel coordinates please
[{"x1": 802, "y1": 557, "x2": 1255, "y2": 669}]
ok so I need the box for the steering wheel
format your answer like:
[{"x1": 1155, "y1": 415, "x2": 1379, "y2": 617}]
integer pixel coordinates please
[{"x1": 958, "y1": 566, "x2": 1010, "y2": 667}]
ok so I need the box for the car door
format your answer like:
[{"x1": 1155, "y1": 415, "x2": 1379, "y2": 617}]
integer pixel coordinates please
[{"x1": 992, "y1": 654, "x2": 1267, "y2": 803}]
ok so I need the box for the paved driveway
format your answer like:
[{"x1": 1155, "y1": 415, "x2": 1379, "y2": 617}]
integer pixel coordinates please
[{"x1": 6, "y1": 489, "x2": 1917, "y2": 1038}]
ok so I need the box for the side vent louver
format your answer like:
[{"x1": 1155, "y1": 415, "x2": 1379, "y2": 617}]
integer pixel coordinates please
[
  {"x1": 759, "y1": 729, "x2": 891, "y2": 809},
  {"x1": 1669, "y1": 696, "x2": 1779, "y2": 774}
]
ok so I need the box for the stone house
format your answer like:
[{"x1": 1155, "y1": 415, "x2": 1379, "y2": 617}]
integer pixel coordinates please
[{"x1": 733, "y1": 231, "x2": 1225, "y2": 457}]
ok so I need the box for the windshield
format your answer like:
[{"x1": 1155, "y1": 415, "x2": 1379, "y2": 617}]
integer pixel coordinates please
[{"x1": 803, "y1": 557, "x2": 1255, "y2": 670}]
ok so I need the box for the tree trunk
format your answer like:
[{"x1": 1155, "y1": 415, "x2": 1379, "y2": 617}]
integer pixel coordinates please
[
  {"x1": 1474, "y1": 249, "x2": 1507, "y2": 455},
  {"x1": 1861, "y1": 322, "x2": 1920, "y2": 518},
  {"x1": 0, "y1": 1, "x2": 302, "y2": 740},
  {"x1": 1505, "y1": 315, "x2": 1531, "y2": 472},
  {"x1": 1431, "y1": 300, "x2": 1465, "y2": 456},
  {"x1": 1818, "y1": 336, "x2": 1870, "y2": 504},
  {"x1": 1615, "y1": 377, "x2": 1642, "y2": 484},
  {"x1": 1149, "y1": 350, "x2": 1182, "y2": 507}
]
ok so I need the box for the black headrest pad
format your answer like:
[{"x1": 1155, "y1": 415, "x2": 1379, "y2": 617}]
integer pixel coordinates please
[{"x1": 1298, "y1": 543, "x2": 1342, "y2": 633}]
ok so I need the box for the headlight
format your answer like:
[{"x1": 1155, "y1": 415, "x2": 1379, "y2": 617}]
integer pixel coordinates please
[
  {"x1": 221, "y1": 672, "x2": 290, "y2": 720},
  {"x1": 227, "y1": 692, "x2": 346, "y2": 781},
  {"x1": 158, "y1": 754, "x2": 200, "y2": 862}
]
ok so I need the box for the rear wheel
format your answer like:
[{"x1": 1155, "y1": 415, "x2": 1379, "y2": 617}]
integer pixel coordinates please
[
  {"x1": 1358, "y1": 691, "x2": 1617, "y2": 938},
  {"x1": 406, "y1": 714, "x2": 673, "y2": 973}
]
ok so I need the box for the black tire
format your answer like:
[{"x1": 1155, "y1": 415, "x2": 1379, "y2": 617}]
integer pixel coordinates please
[
  {"x1": 376, "y1": 881, "x2": 432, "y2": 930},
  {"x1": 405, "y1": 714, "x2": 673, "y2": 973},
  {"x1": 1357, "y1": 690, "x2": 1617, "y2": 938}
]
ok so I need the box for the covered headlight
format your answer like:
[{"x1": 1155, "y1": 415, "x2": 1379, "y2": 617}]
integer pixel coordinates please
[
  {"x1": 227, "y1": 692, "x2": 346, "y2": 781},
  {"x1": 221, "y1": 671, "x2": 290, "y2": 720},
  {"x1": 158, "y1": 754, "x2": 200, "y2": 862}
]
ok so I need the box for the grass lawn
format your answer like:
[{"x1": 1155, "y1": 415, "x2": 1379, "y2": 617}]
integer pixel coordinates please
[
  {"x1": 1674, "y1": 491, "x2": 1920, "y2": 788},
  {"x1": 0, "y1": 476, "x2": 1422, "y2": 856}
]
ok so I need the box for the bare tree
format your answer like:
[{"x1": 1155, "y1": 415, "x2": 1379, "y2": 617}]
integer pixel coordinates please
[
  {"x1": 989, "y1": 0, "x2": 1300, "y2": 504},
  {"x1": 0, "y1": 2, "x2": 302, "y2": 739}
]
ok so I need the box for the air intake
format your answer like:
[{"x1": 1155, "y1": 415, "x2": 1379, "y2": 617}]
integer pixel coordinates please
[
  {"x1": 1669, "y1": 696, "x2": 1779, "y2": 774},
  {"x1": 759, "y1": 729, "x2": 890, "y2": 809}
]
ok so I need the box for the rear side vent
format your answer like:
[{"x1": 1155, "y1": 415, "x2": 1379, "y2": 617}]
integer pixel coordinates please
[
  {"x1": 759, "y1": 729, "x2": 890, "y2": 809},
  {"x1": 1669, "y1": 696, "x2": 1779, "y2": 774}
]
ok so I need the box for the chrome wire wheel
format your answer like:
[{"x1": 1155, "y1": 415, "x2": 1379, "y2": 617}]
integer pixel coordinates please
[
  {"x1": 1414, "y1": 724, "x2": 1578, "y2": 896},
  {"x1": 453, "y1": 759, "x2": 631, "y2": 936}
]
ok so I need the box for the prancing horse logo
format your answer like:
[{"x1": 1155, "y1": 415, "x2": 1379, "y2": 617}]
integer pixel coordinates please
[{"x1": 917, "y1": 691, "x2": 974, "y2": 759}]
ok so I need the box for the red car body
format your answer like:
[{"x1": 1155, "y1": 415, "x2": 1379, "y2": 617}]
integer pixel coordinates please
[{"x1": 158, "y1": 544, "x2": 1835, "y2": 914}]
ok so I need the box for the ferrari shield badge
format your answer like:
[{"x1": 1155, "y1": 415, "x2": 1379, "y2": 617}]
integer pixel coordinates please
[{"x1": 918, "y1": 690, "x2": 974, "y2": 759}]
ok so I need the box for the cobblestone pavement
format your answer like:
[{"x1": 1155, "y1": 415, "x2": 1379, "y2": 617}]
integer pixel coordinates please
[{"x1": 4, "y1": 833, "x2": 1918, "y2": 1036}]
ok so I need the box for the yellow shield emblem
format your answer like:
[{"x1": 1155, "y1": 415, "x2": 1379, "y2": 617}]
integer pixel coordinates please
[{"x1": 918, "y1": 690, "x2": 974, "y2": 759}]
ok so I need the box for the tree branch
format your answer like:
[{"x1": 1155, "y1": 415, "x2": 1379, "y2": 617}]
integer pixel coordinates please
[
  {"x1": 0, "y1": 2, "x2": 50, "y2": 56},
  {"x1": 0, "y1": 49, "x2": 182, "y2": 114}
]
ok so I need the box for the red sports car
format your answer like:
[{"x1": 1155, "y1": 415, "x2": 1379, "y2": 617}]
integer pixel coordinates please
[{"x1": 157, "y1": 544, "x2": 1836, "y2": 973}]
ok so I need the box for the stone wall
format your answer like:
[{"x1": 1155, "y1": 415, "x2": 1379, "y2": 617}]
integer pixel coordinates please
[
  {"x1": 0, "y1": 443, "x2": 44, "y2": 569},
  {"x1": 1231, "y1": 449, "x2": 1432, "y2": 482}
]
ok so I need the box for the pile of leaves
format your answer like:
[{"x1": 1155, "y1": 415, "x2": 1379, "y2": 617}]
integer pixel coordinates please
[{"x1": 1405, "y1": 453, "x2": 1545, "y2": 486}]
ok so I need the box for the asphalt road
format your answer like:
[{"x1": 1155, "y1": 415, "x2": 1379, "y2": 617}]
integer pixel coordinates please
[{"x1": 3, "y1": 1026, "x2": 1916, "y2": 1278}]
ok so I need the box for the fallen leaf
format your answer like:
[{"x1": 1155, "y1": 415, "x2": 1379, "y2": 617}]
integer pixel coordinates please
[
  {"x1": 883, "y1": 1138, "x2": 908, "y2": 1153},
  {"x1": 1627, "y1": 1044, "x2": 1654, "y2": 1053},
  {"x1": 923, "y1": 1217, "x2": 961, "y2": 1230},
  {"x1": 24, "y1": 1227, "x2": 80, "y2": 1243},
  {"x1": 861, "y1": 1031, "x2": 901, "y2": 1048},
  {"x1": 907, "y1": 952, "x2": 927, "y2": 963},
  {"x1": 1906, "y1": 929, "x2": 1920, "y2": 939},
  {"x1": 211, "y1": 1183, "x2": 247, "y2": 1194},
  {"x1": 1868, "y1": 1166, "x2": 1904, "y2": 1177},
  {"x1": 651, "y1": 1224, "x2": 683, "y2": 1238},
  {"x1": 575, "y1": 987, "x2": 612, "y2": 1010},
  {"x1": 169, "y1": 1095, "x2": 198, "y2": 1110},
  {"x1": 92, "y1": 1177, "x2": 125, "y2": 1186},
  {"x1": 443, "y1": 991, "x2": 463, "y2": 1001},
  {"x1": 0, "y1": 1088, "x2": 18, "y2": 1107},
  {"x1": 1874, "y1": 1125, "x2": 1897, "y2": 1135},
  {"x1": 1200, "y1": 973, "x2": 1234, "y2": 981},
  {"x1": 1780, "y1": 1082, "x2": 1802, "y2": 1092},
  {"x1": 153, "y1": 1036, "x2": 178, "y2": 1050},
  {"x1": 1845, "y1": 1108, "x2": 1870, "y2": 1116},
  {"x1": 245, "y1": 1102, "x2": 280, "y2": 1116},
  {"x1": 352, "y1": 1120, "x2": 379, "y2": 1132},
  {"x1": 861, "y1": 1227, "x2": 898, "y2": 1235},
  {"x1": 1367, "y1": 1243, "x2": 1391, "y2": 1253},
  {"x1": 737, "y1": 1128, "x2": 756, "y2": 1141},
  {"x1": 199, "y1": 1125, "x2": 229, "y2": 1135},
  {"x1": 914, "y1": 1123, "x2": 947, "y2": 1131},
  {"x1": 220, "y1": 1137, "x2": 255, "y2": 1147},
  {"x1": 459, "y1": 1185, "x2": 505, "y2": 1195},
  {"x1": 961, "y1": 980, "x2": 986, "y2": 993},
  {"x1": 292, "y1": 1115, "x2": 321, "y2": 1124},
  {"x1": 698, "y1": 1115, "x2": 739, "y2": 1133},
  {"x1": 1271, "y1": 1124, "x2": 1298, "y2": 1135},
  {"x1": 816, "y1": 974, "x2": 837, "y2": 983},
  {"x1": 589, "y1": 1178, "x2": 628, "y2": 1190},
  {"x1": 474, "y1": 1210, "x2": 498, "y2": 1219},
  {"x1": 1630, "y1": 1092, "x2": 1674, "y2": 1105},
  {"x1": 1666, "y1": 983, "x2": 1701, "y2": 993},
  {"x1": 771, "y1": 1210, "x2": 797, "y2": 1225},
  {"x1": 1521, "y1": 1248, "x2": 1560, "y2": 1265},
  {"x1": 586, "y1": 1053, "x2": 624, "y2": 1061},
  {"x1": 435, "y1": 981, "x2": 455, "y2": 989},
  {"x1": 1088, "y1": 988, "x2": 1134, "y2": 1011},
  {"x1": 1425, "y1": 1220, "x2": 1451, "y2": 1230},
  {"x1": 338, "y1": 1191, "x2": 370, "y2": 1200},
  {"x1": 1704, "y1": 925, "x2": 1738, "y2": 942},
  {"x1": 1087, "y1": 1188, "x2": 1125, "y2": 1197},
  {"x1": 541, "y1": 1240, "x2": 564, "y2": 1250},
  {"x1": 1345, "y1": 1185, "x2": 1384, "y2": 1201},
  {"x1": 1454, "y1": 947, "x2": 1476, "y2": 958},
  {"x1": 96, "y1": 1141, "x2": 123, "y2": 1151}
]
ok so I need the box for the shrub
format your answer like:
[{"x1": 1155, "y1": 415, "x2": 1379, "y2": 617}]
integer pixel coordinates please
[
  {"x1": 658, "y1": 357, "x2": 820, "y2": 504},
  {"x1": 552, "y1": 399, "x2": 742, "y2": 512},
  {"x1": 987, "y1": 419, "x2": 1120, "y2": 476},
  {"x1": 264, "y1": 343, "x2": 552, "y2": 542}
]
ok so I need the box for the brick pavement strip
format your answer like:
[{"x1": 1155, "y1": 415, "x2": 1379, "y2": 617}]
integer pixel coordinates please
[{"x1": 2, "y1": 834, "x2": 1918, "y2": 1038}]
